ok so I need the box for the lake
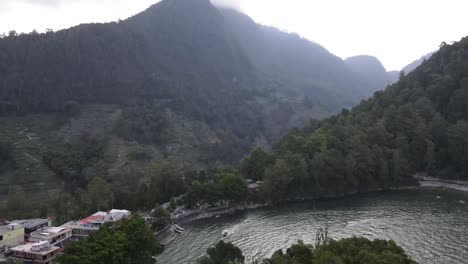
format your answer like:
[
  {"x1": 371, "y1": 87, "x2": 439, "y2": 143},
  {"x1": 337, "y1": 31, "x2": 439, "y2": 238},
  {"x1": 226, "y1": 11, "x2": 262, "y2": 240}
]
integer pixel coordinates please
[{"x1": 157, "y1": 189, "x2": 468, "y2": 264}]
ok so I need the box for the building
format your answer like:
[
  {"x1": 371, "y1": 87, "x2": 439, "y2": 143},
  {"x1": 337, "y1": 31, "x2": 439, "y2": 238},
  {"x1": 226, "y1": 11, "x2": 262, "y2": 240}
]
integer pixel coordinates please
[
  {"x1": 0, "y1": 223, "x2": 25, "y2": 248},
  {"x1": 60, "y1": 209, "x2": 131, "y2": 239},
  {"x1": 28, "y1": 227, "x2": 72, "y2": 248},
  {"x1": 11, "y1": 219, "x2": 52, "y2": 238},
  {"x1": 10, "y1": 241, "x2": 60, "y2": 264},
  {"x1": 247, "y1": 181, "x2": 263, "y2": 192},
  {"x1": 59, "y1": 221, "x2": 99, "y2": 239},
  {"x1": 79, "y1": 209, "x2": 131, "y2": 228}
]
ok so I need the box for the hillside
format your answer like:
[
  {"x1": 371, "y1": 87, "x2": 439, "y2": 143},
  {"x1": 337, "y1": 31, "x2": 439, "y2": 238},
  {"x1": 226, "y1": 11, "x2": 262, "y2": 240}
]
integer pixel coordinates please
[
  {"x1": 345, "y1": 55, "x2": 399, "y2": 96},
  {"x1": 402, "y1": 52, "x2": 434, "y2": 73},
  {"x1": 0, "y1": 0, "x2": 399, "y2": 216},
  {"x1": 241, "y1": 38, "x2": 468, "y2": 200}
]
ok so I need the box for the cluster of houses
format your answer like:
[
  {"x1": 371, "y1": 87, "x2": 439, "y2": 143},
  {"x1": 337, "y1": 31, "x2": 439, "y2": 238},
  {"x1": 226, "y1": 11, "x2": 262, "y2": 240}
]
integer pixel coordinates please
[{"x1": 0, "y1": 209, "x2": 131, "y2": 264}]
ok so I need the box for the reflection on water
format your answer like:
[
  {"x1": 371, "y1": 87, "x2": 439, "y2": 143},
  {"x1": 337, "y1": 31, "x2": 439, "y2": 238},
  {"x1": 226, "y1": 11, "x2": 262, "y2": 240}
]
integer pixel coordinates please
[{"x1": 157, "y1": 190, "x2": 468, "y2": 264}]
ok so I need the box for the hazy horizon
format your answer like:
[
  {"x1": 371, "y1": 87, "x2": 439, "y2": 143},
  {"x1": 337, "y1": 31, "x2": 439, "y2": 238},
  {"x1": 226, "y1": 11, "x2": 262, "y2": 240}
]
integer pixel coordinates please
[{"x1": 1, "y1": 0, "x2": 467, "y2": 71}]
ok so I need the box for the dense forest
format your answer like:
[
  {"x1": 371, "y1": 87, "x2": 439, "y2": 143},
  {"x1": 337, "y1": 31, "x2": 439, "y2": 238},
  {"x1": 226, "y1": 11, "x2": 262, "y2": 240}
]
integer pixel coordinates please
[
  {"x1": 0, "y1": 0, "x2": 403, "y2": 217},
  {"x1": 0, "y1": 0, "x2": 396, "y2": 163},
  {"x1": 240, "y1": 38, "x2": 468, "y2": 200}
]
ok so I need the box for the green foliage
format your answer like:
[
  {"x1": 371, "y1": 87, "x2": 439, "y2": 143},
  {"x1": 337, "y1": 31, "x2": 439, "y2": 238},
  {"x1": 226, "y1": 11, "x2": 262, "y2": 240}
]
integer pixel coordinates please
[
  {"x1": 0, "y1": 0, "x2": 403, "y2": 169},
  {"x1": 202, "y1": 238, "x2": 416, "y2": 264},
  {"x1": 57, "y1": 215, "x2": 164, "y2": 264},
  {"x1": 186, "y1": 171, "x2": 248, "y2": 206},
  {"x1": 42, "y1": 134, "x2": 108, "y2": 190},
  {"x1": 240, "y1": 37, "x2": 468, "y2": 201},
  {"x1": 240, "y1": 147, "x2": 270, "y2": 181},
  {"x1": 260, "y1": 237, "x2": 416, "y2": 264},
  {"x1": 198, "y1": 240, "x2": 245, "y2": 264},
  {"x1": 110, "y1": 160, "x2": 187, "y2": 211},
  {"x1": 116, "y1": 104, "x2": 169, "y2": 144},
  {"x1": 447, "y1": 120, "x2": 468, "y2": 176},
  {"x1": 311, "y1": 237, "x2": 416, "y2": 264},
  {"x1": 151, "y1": 206, "x2": 171, "y2": 231},
  {"x1": 88, "y1": 176, "x2": 113, "y2": 211}
]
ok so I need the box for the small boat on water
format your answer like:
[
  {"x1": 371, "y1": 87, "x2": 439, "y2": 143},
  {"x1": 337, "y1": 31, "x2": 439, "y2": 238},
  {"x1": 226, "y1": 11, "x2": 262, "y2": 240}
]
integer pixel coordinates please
[
  {"x1": 172, "y1": 224, "x2": 185, "y2": 234},
  {"x1": 222, "y1": 229, "x2": 229, "y2": 237}
]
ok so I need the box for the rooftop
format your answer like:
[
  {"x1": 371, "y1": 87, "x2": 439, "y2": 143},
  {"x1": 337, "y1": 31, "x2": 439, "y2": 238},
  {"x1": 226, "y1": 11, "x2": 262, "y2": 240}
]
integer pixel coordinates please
[
  {"x1": 11, "y1": 241, "x2": 59, "y2": 255},
  {"x1": 0, "y1": 223, "x2": 24, "y2": 234},
  {"x1": 60, "y1": 221, "x2": 99, "y2": 230},
  {"x1": 30, "y1": 227, "x2": 70, "y2": 239},
  {"x1": 80, "y1": 209, "x2": 131, "y2": 225},
  {"x1": 11, "y1": 219, "x2": 50, "y2": 229}
]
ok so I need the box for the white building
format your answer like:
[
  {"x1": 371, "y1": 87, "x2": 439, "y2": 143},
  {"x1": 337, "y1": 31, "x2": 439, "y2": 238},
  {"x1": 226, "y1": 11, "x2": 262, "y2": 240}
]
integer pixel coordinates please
[
  {"x1": 10, "y1": 241, "x2": 60, "y2": 264},
  {"x1": 28, "y1": 227, "x2": 72, "y2": 248}
]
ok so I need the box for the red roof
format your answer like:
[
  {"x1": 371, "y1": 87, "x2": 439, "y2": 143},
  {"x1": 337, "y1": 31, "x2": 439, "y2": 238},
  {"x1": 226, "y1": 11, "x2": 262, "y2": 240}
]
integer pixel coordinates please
[{"x1": 80, "y1": 215, "x2": 104, "y2": 224}]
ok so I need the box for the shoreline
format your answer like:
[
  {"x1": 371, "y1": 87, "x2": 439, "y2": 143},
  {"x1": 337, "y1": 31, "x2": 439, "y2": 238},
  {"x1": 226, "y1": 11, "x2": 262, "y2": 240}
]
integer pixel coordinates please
[
  {"x1": 155, "y1": 179, "x2": 467, "y2": 244},
  {"x1": 416, "y1": 176, "x2": 468, "y2": 193},
  {"x1": 155, "y1": 185, "x2": 418, "y2": 244}
]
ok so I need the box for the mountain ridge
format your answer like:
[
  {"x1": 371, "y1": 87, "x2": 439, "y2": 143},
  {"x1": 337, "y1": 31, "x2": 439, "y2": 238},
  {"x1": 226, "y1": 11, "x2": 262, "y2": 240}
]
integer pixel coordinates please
[{"x1": 0, "y1": 0, "x2": 413, "y2": 216}]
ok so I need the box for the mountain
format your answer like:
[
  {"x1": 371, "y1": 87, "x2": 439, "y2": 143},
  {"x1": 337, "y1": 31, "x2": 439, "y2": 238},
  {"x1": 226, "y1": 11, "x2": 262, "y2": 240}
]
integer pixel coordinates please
[
  {"x1": 402, "y1": 52, "x2": 434, "y2": 73},
  {"x1": 345, "y1": 55, "x2": 399, "y2": 96},
  {"x1": 221, "y1": 9, "x2": 363, "y2": 105},
  {"x1": 0, "y1": 0, "x2": 396, "y2": 216},
  {"x1": 240, "y1": 38, "x2": 468, "y2": 200}
]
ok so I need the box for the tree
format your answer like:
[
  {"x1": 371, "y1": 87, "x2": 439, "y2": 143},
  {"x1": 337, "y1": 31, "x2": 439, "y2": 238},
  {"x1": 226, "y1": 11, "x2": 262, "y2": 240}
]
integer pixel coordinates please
[
  {"x1": 142, "y1": 161, "x2": 186, "y2": 207},
  {"x1": 219, "y1": 173, "x2": 248, "y2": 202},
  {"x1": 8, "y1": 30, "x2": 17, "y2": 37},
  {"x1": 312, "y1": 237, "x2": 416, "y2": 264},
  {"x1": 424, "y1": 140, "x2": 435, "y2": 176},
  {"x1": 88, "y1": 176, "x2": 112, "y2": 211},
  {"x1": 262, "y1": 159, "x2": 292, "y2": 200},
  {"x1": 151, "y1": 206, "x2": 170, "y2": 231},
  {"x1": 57, "y1": 215, "x2": 164, "y2": 264},
  {"x1": 197, "y1": 240, "x2": 245, "y2": 264},
  {"x1": 240, "y1": 147, "x2": 269, "y2": 181},
  {"x1": 258, "y1": 237, "x2": 417, "y2": 264},
  {"x1": 447, "y1": 120, "x2": 468, "y2": 177}
]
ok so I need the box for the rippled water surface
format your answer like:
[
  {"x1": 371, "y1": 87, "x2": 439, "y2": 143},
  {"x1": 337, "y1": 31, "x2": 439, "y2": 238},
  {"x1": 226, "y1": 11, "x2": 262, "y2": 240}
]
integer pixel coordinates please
[{"x1": 157, "y1": 190, "x2": 468, "y2": 264}]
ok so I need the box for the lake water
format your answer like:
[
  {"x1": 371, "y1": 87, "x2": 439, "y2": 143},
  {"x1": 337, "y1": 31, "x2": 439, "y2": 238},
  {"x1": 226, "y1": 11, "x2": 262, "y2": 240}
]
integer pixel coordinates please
[{"x1": 157, "y1": 189, "x2": 468, "y2": 264}]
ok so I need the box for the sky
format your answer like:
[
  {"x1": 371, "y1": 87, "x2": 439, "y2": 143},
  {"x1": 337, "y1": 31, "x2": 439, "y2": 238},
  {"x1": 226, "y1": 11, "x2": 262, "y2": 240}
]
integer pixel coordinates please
[{"x1": 0, "y1": 0, "x2": 467, "y2": 71}]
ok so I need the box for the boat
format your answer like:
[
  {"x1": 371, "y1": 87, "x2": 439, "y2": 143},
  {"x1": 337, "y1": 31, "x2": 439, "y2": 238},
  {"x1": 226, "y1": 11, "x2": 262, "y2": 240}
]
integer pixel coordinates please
[
  {"x1": 222, "y1": 229, "x2": 229, "y2": 237},
  {"x1": 172, "y1": 224, "x2": 184, "y2": 233},
  {"x1": 174, "y1": 224, "x2": 184, "y2": 231}
]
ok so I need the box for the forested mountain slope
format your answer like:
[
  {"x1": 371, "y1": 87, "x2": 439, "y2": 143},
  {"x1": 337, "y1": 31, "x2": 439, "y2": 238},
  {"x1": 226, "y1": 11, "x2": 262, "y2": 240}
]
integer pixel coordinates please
[
  {"x1": 241, "y1": 38, "x2": 468, "y2": 200},
  {"x1": 402, "y1": 52, "x2": 434, "y2": 73},
  {"x1": 0, "y1": 0, "x2": 386, "y2": 163},
  {"x1": 0, "y1": 0, "x2": 399, "y2": 216}
]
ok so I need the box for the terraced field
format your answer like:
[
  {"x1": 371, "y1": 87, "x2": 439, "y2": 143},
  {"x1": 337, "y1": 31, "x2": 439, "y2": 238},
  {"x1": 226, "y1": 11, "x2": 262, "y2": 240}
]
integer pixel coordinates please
[
  {"x1": 0, "y1": 104, "x2": 227, "y2": 217},
  {"x1": 0, "y1": 115, "x2": 62, "y2": 217}
]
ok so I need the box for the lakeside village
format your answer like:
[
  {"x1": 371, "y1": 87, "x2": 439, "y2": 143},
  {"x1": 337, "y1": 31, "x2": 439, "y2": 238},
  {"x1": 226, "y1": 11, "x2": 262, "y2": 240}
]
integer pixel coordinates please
[
  {"x1": 0, "y1": 209, "x2": 131, "y2": 263},
  {"x1": 0, "y1": 179, "x2": 264, "y2": 263}
]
